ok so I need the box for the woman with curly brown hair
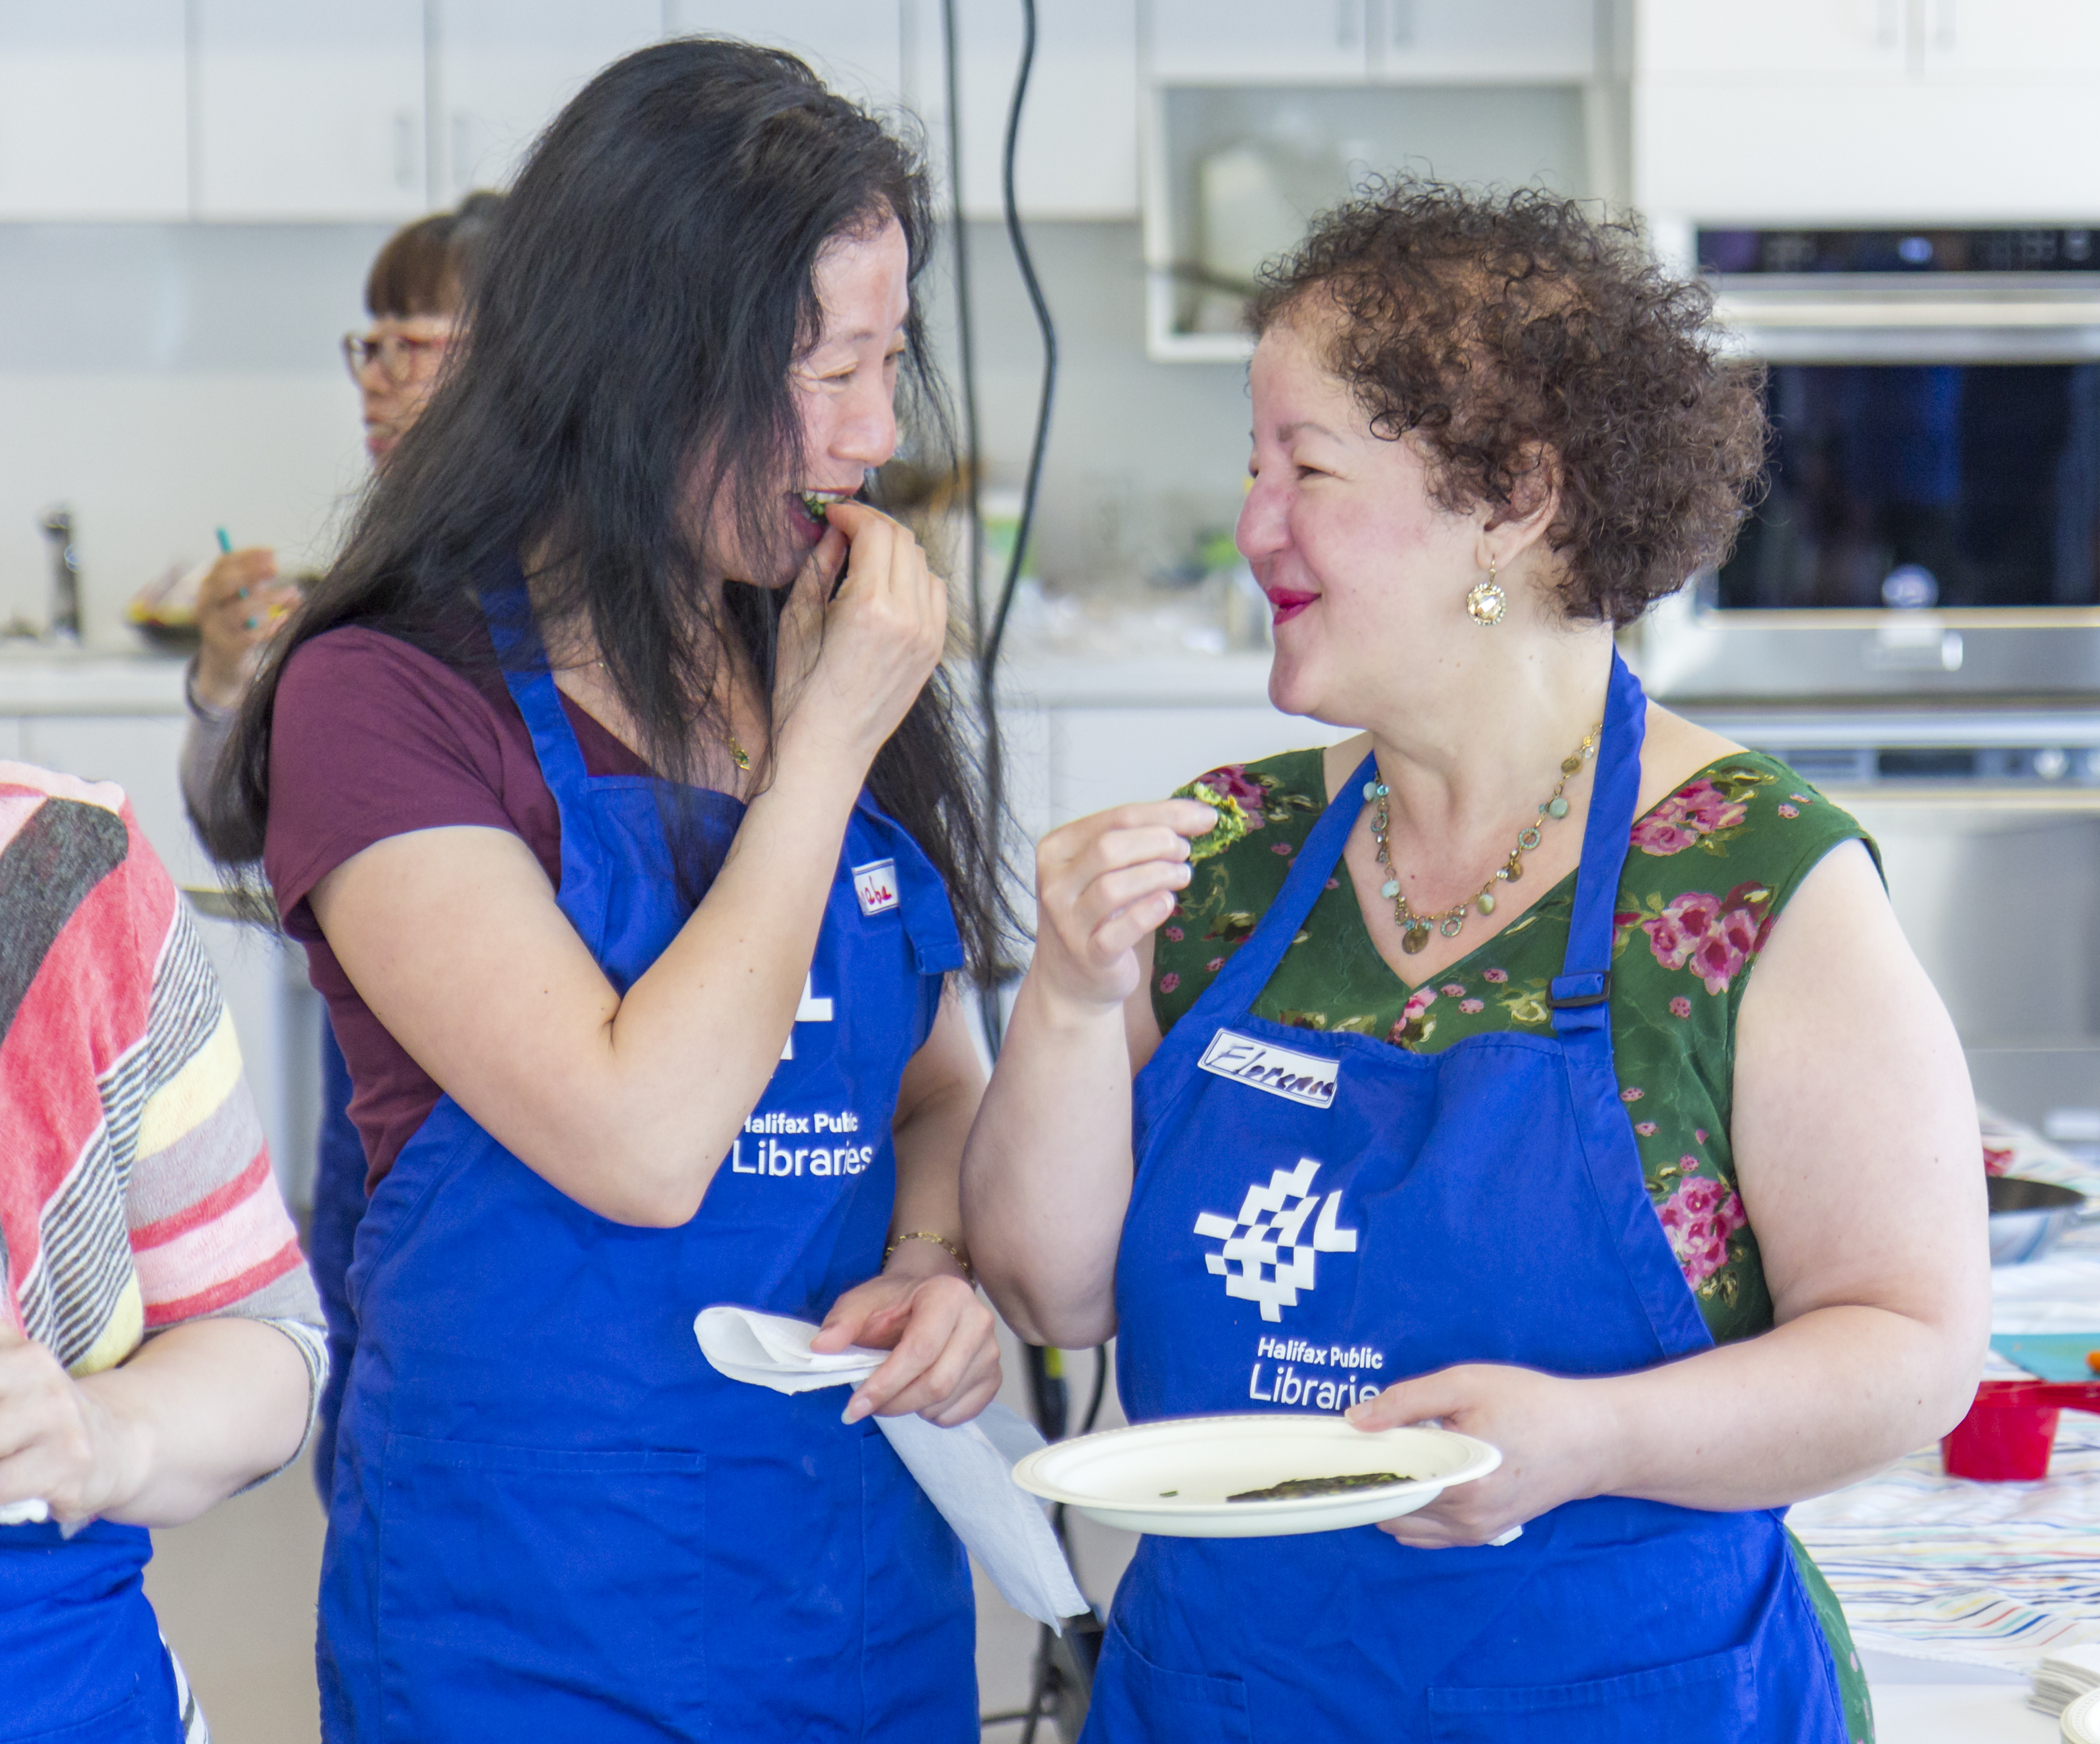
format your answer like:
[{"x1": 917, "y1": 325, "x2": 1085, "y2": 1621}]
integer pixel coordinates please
[{"x1": 964, "y1": 181, "x2": 1984, "y2": 1741}]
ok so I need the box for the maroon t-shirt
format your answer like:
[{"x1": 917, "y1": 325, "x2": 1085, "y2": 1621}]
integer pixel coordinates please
[{"x1": 266, "y1": 624, "x2": 649, "y2": 1185}]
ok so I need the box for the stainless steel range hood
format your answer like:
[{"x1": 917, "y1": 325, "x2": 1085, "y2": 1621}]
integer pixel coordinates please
[
  {"x1": 1714, "y1": 276, "x2": 2100, "y2": 364},
  {"x1": 1634, "y1": 602, "x2": 2100, "y2": 703}
]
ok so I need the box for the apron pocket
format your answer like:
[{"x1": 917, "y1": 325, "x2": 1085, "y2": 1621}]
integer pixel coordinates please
[
  {"x1": 1088, "y1": 1620, "x2": 1254, "y2": 1744},
  {"x1": 377, "y1": 1434, "x2": 708, "y2": 1743},
  {"x1": 1427, "y1": 1642, "x2": 1755, "y2": 1742}
]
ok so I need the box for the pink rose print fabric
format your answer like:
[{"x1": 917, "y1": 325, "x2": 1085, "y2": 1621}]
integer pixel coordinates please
[
  {"x1": 1639, "y1": 881, "x2": 1774, "y2": 996},
  {"x1": 1658, "y1": 1173, "x2": 1750, "y2": 1287},
  {"x1": 1630, "y1": 773, "x2": 1757, "y2": 857}
]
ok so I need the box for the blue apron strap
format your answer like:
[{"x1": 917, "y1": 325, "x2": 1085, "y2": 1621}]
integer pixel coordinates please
[
  {"x1": 1199, "y1": 751, "x2": 1376, "y2": 1016},
  {"x1": 479, "y1": 566, "x2": 609, "y2": 940},
  {"x1": 1550, "y1": 650, "x2": 1647, "y2": 1037}
]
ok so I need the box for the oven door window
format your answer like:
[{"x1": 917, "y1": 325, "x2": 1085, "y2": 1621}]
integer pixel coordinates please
[{"x1": 1719, "y1": 364, "x2": 2100, "y2": 609}]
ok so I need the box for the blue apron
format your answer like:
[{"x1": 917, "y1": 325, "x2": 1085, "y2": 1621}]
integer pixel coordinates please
[
  {"x1": 316, "y1": 581, "x2": 975, "y2": 1742},
  {"x1": 0, "y1": 1520, "x2": 184, "y2": 1742},
  {"x1": 1092, "y1": 654, "x2": 1848, "y2": 1743}
]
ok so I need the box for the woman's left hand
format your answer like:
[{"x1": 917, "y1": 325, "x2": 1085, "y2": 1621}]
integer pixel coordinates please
[
  {"x1": 1345, "y1": 1363, "x2": 1618, "y2": 1548},
  {"x1": 0, "y1": 1328, "x2": 138, "y2": 1525},
  {"x1": 815, "y1": 1266, "x2": 1001, "y2": 1429}
]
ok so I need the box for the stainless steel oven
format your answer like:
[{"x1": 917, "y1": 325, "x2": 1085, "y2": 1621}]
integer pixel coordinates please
[
  {"x1": 1671, "y1": 702, "x2": 2100, "y2": 1151},
  {"x1": 1633, "y1": 230, "x2": 2100, "y2": 1146},
  {"x1": 1637, "y1": 226, "x2": 2100, "y2": 703}
]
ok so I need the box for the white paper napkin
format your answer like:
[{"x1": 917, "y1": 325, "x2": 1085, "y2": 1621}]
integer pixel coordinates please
[{"x1": 694, "y1": 1305, "x2": 1088, "y2": 1630}]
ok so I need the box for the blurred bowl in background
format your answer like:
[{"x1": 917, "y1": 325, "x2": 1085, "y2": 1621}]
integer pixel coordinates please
[{"x1": 1988, "y1": 1175, "x2": 2088, "y2": 1265}]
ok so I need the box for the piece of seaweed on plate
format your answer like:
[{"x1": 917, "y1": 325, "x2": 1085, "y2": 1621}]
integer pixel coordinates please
[{"x1": 1226, "y1": 1471, "x2": 1407, "y2": 1503}]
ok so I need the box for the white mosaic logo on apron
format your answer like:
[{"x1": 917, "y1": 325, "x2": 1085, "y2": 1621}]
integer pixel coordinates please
[
  {"x1": 1192, "y1": 1158, "x2": 1358, "y2": 1321},
  {"x1": 781, "y1": 973, "x2": 833, "y2": 1061}
]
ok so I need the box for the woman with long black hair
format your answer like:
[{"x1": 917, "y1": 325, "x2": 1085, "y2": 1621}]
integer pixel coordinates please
[{"x1": 212, "y1": 40, "x2": 1004, "y2": 1741}]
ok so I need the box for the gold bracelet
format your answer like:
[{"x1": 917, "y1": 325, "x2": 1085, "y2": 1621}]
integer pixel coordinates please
[{"x1": 883, "y1": 1231, "x2": 973, "y2": 1280}]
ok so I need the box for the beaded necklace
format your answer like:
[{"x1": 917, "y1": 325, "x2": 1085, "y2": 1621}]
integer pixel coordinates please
[{"x1": 1366, "y1": 722, "x2": 1600, "y2": 954}]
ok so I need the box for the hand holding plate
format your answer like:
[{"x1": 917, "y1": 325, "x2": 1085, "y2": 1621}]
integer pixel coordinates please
[{"x1": 1347, "y1": 1362, "x2": 1617, "y2": 1548}]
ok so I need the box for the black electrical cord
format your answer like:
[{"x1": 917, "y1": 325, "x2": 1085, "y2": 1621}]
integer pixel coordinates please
[
  {"x1": 1079, "y1": 1343, "x2": 1109, "y2": 1439},
  {"x1": 959, "y1": 11, "x2": 1094, "y2": 1739},
  {"x1": 981, "y1": 0, "x2": 1057, "y2": 689},
  {"x1": 962, "y1": 0, "x2": 1058, "y2": 1069},
  {"x1": 941, "y1": 0, "x2": 986, "y2": 656}
]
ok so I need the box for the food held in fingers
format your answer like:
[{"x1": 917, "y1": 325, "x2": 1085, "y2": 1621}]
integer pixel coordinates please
[{"x1": 1173, "y1": 779, "x2": 1251, "y2": 862}]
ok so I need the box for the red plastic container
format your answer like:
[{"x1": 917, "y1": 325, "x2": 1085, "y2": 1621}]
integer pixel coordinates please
[{"x1": 1941, "y1": 1379, "x2": 2100, "y2": 1480}]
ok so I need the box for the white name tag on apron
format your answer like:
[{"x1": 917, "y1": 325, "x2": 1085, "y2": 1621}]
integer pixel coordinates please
[
  {"x1": 852, "y1": 859, "x2": 900, "y2": 916},
  {"x1": 1198, "y1": 1029, "x2": 1337, "y2": 1109}
]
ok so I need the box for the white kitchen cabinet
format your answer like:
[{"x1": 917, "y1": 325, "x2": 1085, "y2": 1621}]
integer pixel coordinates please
[
  {"x1": 0, "y1": 719, "x2": 23, "y2": 762},
  {"x1": 1642, "y1": 0, "x2": 2100, "y2": 78},
  {"x1": 1633, "y1": 0, "x2": 2100, "y2": 222},
  {"x1": 1146, "y1": 0, "x2": 1592, "y2": 84},
  {"x1": 1634, "y1": 77, "x2": 2100, "y2": 221},
  {"x1": 1638, "y1": 0, "x2": 1907, "y2": 80},
  {"x1": 0, "y1": 1, "x2": 189, "y2": 219},
  {"x1": 191, "y1": 0, "x2": 427, "y2": 222},
  {"x1": 1145, "y1": 0, "x2": 1371, "y2": 83},
  {"x1": 667, "y1": 0, "x2": 906, "y2": 110},
  {"x1": 429, "y1": 0, "x2": 662, "y2": 202},
  {"x1": 1378, "y1": 0, "x2": 1594, "y2": 81},
  {"x1": 1918, "y1": 0, "x2": 2100, "y2": 76},
  {"x1": 928, "y1": 0, "x2": 1140, "y2": 219}
]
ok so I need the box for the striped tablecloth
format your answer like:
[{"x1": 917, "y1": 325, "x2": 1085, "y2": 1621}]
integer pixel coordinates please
[{"x1": 1789, "y1": 1197, "x2": 2100, "y2": 1677}]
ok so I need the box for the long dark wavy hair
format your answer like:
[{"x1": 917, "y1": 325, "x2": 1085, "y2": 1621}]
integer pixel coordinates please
[{"x1": 211, "y1": 38, "x2": 1011, "y2": 977}]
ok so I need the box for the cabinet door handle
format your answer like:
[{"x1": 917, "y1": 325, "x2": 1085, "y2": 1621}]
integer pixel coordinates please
[
  {"x1": 394, "y1": 109, "x2": 419, "y2": 190},
  {"x1": 1336, "y1": 0, "x2": 1360, "y2": 52},
  {"x1": 1390, "y1": 0, "x2": 1415, "y2": 49}
]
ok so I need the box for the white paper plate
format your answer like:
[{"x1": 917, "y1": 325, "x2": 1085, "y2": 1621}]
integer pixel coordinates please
[
  {"x1": 2064, "y1": 1687, "x2": 2100, "y2": 1743},
  {"x1": 1010, "y1": 1413, "x2": 1501, "y2": 1538}
]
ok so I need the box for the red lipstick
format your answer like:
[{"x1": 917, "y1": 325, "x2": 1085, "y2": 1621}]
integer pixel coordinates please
[{"x1": 1265, "y1": 587, "x2": 1317, "y2": 626}]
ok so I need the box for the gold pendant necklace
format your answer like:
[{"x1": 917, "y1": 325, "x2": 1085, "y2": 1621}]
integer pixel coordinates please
[
  {"x1": 592, "y1": 658, "x2": 749, "y2": 771},
  {"x1": 1366, "y1": 723, "x2": 1600, "y2": 955}
]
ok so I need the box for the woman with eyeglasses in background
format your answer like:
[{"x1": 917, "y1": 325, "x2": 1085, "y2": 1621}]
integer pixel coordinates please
[{"x1": 179, "y1": 192, "x2": 502, "y2": 1504}]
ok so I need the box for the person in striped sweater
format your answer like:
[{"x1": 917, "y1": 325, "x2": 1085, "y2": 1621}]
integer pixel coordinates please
[{"x1": 0, "y1": 760, "x2": 326, "y2": 1744}]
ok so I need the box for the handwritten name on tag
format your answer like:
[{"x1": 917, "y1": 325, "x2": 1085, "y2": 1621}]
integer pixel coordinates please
[
  {"x1": 852, "y1": 859, "x2": 900, "y2": 917},
  {"x1": 1197, "y1": 1029, "x2": 1337, "y2": 1109}
]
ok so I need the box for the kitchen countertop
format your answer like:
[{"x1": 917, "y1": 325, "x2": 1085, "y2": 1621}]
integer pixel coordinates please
[
  {"x1": 0, "y1": 641, "x2": 1287, "y2": 718},
  {"x1": 0, "y1": 643, "x2": 189, "y2": 713},
  {"x1": 997, "y1": 651, "x2": 1279, "y2": 708}
]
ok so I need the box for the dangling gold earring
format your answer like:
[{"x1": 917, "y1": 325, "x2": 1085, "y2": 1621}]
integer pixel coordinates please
[{"x1": 1466, "y1": 560, "x2": 1507, "y2": 626}]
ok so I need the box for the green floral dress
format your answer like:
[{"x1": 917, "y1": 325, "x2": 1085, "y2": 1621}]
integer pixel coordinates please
[{"x1": 1151, "y1": 748, "x2": 1876, "y2": 1743}]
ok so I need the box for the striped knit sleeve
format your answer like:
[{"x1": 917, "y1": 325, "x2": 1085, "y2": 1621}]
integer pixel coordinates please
[
  {"x1": 127, "y1": 892, "x2": 325, "y2": 1317},
  {"x1": 121, "y1": 801, "x2": 330, "y2": 1461},
  {"x1": 0, "y1": 765, "x2": 326, "y2": 1460}
]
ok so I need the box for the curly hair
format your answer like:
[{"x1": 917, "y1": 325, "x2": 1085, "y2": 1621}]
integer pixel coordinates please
[{"x1": 1250, "y1": 179, "x2": 1767, "y2": 626}]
